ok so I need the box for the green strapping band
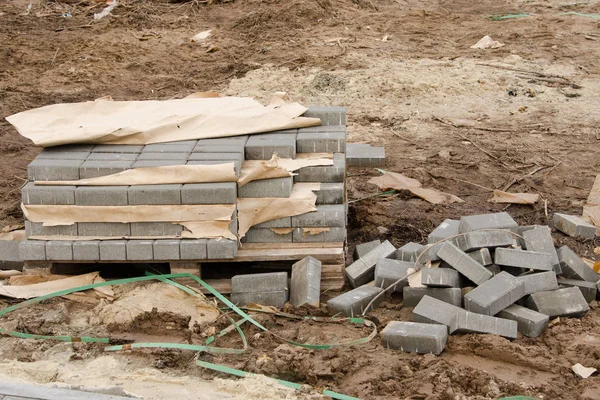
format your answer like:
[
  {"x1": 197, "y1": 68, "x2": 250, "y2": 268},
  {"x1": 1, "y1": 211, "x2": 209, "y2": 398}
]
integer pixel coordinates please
[{"x1": 561, "y1": 11, "x2": 600, "y2": 19}]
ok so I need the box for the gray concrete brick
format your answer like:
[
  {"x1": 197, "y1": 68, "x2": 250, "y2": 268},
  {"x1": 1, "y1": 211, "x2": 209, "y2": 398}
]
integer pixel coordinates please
[
  {"x1": 22, "y1": 182, "x2": 75, "y2": 205},
  {"x1": 179, "y1": 239, "x2": 207, "y2": 260},
  {"x1": 558, "y1": 279, "x2": 597, "y2": 303},
  {"x1": 296, "y1": 131, "x2": 346, "y2": 153},
  {"x1": 456, "y1": 230, "x2": 514, "y2": 252},
  {"x1": 186, "y1": 160, "x2": 241, "y2": 176},
  {"x1": 126, "y1": 240, "x2": 154, "y2": 261},
  {"x1": 494, "y1": 248, "x2": 554, "y2": 271},
  {"x1": 181, "y1": 182, "x2": 237, "y2": 204},
  {"x1": 25, "y1": 221, "x2": 77, "y2": 237},
  {"x1": 345, "y1": 240, "x2": 396, "y2": 287},
  {"x1": 327, "y1": 285, "x2": 384, "y2": 317},
  {"x1": 75, "y1": 186, "x2": 129, "y2": 206},
  {"x1": 292, "y1": 205, "x2": 345, "y2": 227},
  {"x1": 128, "y1": 184, "x2": 182, "y2": 205},
  {"x1": 346, "y1": 145, "x2": 385, "y2": 167},
  {"x1": 293, "y1": 153, "x2": 346, "y2": 183},
  {"x1": 458, "y1": 212, "x2": 518, "y2": 233},
  {"x1": 238, "y1": 177, "x2": 293, "y2": 198},
  {"x1": 245, "y1": 138, "x2": 296, "y2": 160},
  {"x1": 187, "y1": 152, "x2": 244, "y2": 164},
  {"x1": 36, "y1": 150, "x2": 90, "y2": 160},
  {"x1": 19, "y1": 240, "x2": 46, "y2": 261},
  {"x1": 468, "y1": 248, "x2": 493, "y2": 266},
  {"x1": 133, "y1": 160, "x2": 186, "y2": 168},
  {"x1": 523, "y1": 226, "x2": 561, "y2": 274},
  {"x1": 403, "y1": 287, "x2": 462, "y2": 307},
  {"x1": 247, "y1": 132, "x2": 297, "y2": 140},
  {"x1": 78, "y1": 222, "x2": 131, "y2": 237},
  {"x1": 192, "y1": 144, "x2": 245, "y2": 154},
  {"x1": 315, "y1": 182, "x2": 344, "y2": 205},
  {"x1": 437, "y1": 242, "x2": 493, "y2": 285},
  {"x1": 230, "y1": 291, "x2": 287, "y2": 308},
  {"x1": 85, "y1": 153, "x2": 138, "y2": 161},
  {"x1": 130, "y1": 222, "x2": 182, "y2": 237},
  {"x1": 72, "y1": 241, "x2": 100, "y2": 261},
  {"x1": 298, "y1": 125, "x2": 345, "y2": 133},
  {"x1": 254, "y1": 217, "x2": 292, "y2": 229},
  {"x1": 412, "y1": 295, "x2": 467, "y2": 327},
  {"x1": 381, "y1": 321, "x2": 447, "y2": 355},
  {"x1": 92, "y1": 144, "x2": 144, "y2": 153},
  {"x1": 44, "y1": 144, "x2": 96, "y2": 152},
  {"x1": 497, "y1": 304, "x2": 549, "y2": 338},
  {"x1": 99, "y1": 240, "x2": 127, "y2": 261},
  {"x1": 553, "y1": 213, "x2": 596, "y2": 240},
  {"x1": 464, "y1": 272, "x2": 525, "y2": 315},
  {"x1": 27, "y1": 159, "x2": 83, "y2": 181},
  {"x1": 136, "y1": 153, "x2": 189, "y2": 161},
  {"x1": 0, "y1": 240, "x2": 21, "y2": 263},
  {"x1": 515, "y1": 225, "x2": 539, "y2": 248},
  {"x1": 353, "y1": 240, "x2": 381, "y2": 261},
  {"x1": 515, "y1": 271, "x2": 558, "y2": 295},
  {"x1": 292, "y1": 227, "x2": 346, "y2": 243},
  {"x1": 421, "y1": 268, "x2": 461, "y2": 288},
  {"x1": 46, "y1": 241, "x2": 73, "y2": 261},
  {"x1": 290, "y1": 256, "x2": 321, "y2": 308},
  {"x1": 142, "y1": 141, "x2": 197, "y2": 153},
  {"x1": 80, "y1": 160, "x2": 133, "y2": 179},
  {"x1": 303, "y1": 106, "x2": 347, "y2": 126},
  {"x1": 232, "y1": 272, "x2": 288, "y2": 293},
  {"x1": 449, "y1": 311, "x2": 518, "y2": 339},
  {"x1": 153, "y1": 240, "x2": 181, "y2": 260},
  {"x1": 196, "y1": 136, "x2": 248, "y2": 145},
  {"x1": 207, "y1": 238, "x2": 237, "y2": 259},
  {"x1": 394, "y1": 242, "x2": 426, "y2": 264},
  {"x1": 374, "y1": 258, "x2": 412, "y2": 292},
  {"x1": 487, "y1": 264, "x2": 502, "y2": 276},
  {"x1": 526, "y1": 287, "x2": 589, "y2": 317},
  {"x1": 557, "y1": 245, "x2": 600, "y2": 282},
  {"x1": 242, "y1": 228, "x2": 293, "y2": 243},
  {"x1": 427, "y1": 219, "x2": 460, "y2": 261}
]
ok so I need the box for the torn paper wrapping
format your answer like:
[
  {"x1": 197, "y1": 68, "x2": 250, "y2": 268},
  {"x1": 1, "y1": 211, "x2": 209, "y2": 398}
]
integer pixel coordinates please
[
  {"x1": 6, "y1": 96, "x2": 321, "y2": 147},
  {"x1": 0, "y1": 230, "x2": 26, "y2": 241},
  {"x1": 239, "y1": 155, "x2": 334, "y2": 186},
  {"x1": 369, "y1": 171, "x2": 463, "y2": 204},
  {"x1": 489, "y1": 190, "x2": 539, "y2": 205},
  {"x1": 583, "y1": 174, "x2": 600, "y2": 235},
  {"x1": 0, "y1": 272, "x2": 108, "y2": 299},
  {"x1": 36, "y1": 164, "x2": 237, "y2": 186},
  {"x1": 237, "y1": 184, "x2": 320, "y2": 239}
]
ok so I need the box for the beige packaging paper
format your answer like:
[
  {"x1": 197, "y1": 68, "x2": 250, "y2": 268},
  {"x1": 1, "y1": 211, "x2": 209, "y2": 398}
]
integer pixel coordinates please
[
  {"x1": 6, "y1": 96, "x2": 321, "y2": 147},
  {"x1": 238, "y1": 155, "x2": 334, "y2": 187},
  {"x1": 0, "y1": 272, "x2": 108, "y2": 299}
]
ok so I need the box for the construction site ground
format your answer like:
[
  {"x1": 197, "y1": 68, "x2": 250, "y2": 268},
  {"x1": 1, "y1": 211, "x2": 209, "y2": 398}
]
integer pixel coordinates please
[{"x1": 1, "y1": 0, "x2": 600, "y2": 398}]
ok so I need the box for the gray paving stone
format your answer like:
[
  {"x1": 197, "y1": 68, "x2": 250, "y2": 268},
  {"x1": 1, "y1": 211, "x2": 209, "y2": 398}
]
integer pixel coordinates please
[
  {"x1": 553, "y1": 213, "x2": 596, "y2": 240},
  {"x1": 0, "y1": 381, "x2": 134, "y2": 400},
  {"x1": 345, "y1": 240, "x2": 396, "y2": 287},
  {"x1": 412, "y1": 295, "x2": 467, "y2": 327},
  {"x1": 254, "y1": 217, "x2": 292, "y2": 229},
  {"x1": 557, "y1": 279, "x2": 598, "y2": 303},
  {"x1": 232, "y1": 272, "x2": 288, "y2": 293},
  {"x1": 293, "y1": 153, "x2": 346, "y2": 183},
  {"x1": 315, "y1": 182, "x2": 344, "y2": 204},
  {"x1": 154, "y1": 240, "x2": 181, "y2": 260},
  {"x1": 180, "y1": 239, "x2": 207, "y2": 260},
  {"x1": 456, "y1": 230, "x2": 514, "y2": 252},
  {"x1": 0, "y1": 240, "x2": 21, "y2": 263},
  {"x1": 19, "y1": 240, "x2": 46, "y2": 261},
  {"x1": 464, "y1": 271, "x2": 525, "y2": 315},
  {"x1": 43, "y1": 144, "x2": 96, "y2": 152},
  {"x1": 186, "y1": 160, "x2": 241, "y2": 176},
  {"x1": 526, "y1": 287, "x2": 590, "y2": 317},
  {"x1": 298, "y1": 125, "x2": 345, "y2": 133},
  {"x1": 72, "y1": 240, "x2": 100, "y2": 261},
  {"x1": 92, "y1": 144, "x2": 144, "y2": 153},
  {"x1": 78, "y1": 222, "x2": 131, "y2": 237},
  {"x1": 126, "y1": 240, "x2": 154, "y2": 261},
  {"x1": 421, "y1": 268, "x2": 461, "y2": 288},
  {"x1": 197, "y1": 136, "x2": 249, "y2": 144},
  {"x1": 353, "y1": 240, "x2": 381, "y2": 261},
  {"x1": 497, "y1": 304, "x2": 549, "y2": 338},
  {"x1": 192, "y1": 144, "x2": 246, "y2": 154},
  {"x1": 99, "y1": 240, "x2": 127, "y2": 261},
  {"x1": 468, "y1": 248, "x2": 493, "y2": 266},
  {"x1": 25, "y1": 221, "x2": 78, "y2": 237},
  {"x1": 187, "y1": 152, "x2": 244, "y2": 166},
  {"x1": 449, "y1": 311, "x2": 518, "y2": 339},
  {"x1": 80, "y1": 160, "x2": 133, "y2": 179},
  {"x1": 181, "y1": 182, "x2": 237, "y2": 204},
  {"x1": 437, "y1": 242, "x2": 493, "y2": 285},
  {"x1": 515, "y1": 271, "x2": 559, "y2": 295},
  {"x1": 557, "y1": 245, "x2": 600, "y2": 282},
  {"x1": 136, "y1": 153, "x2": 189, "y2": 161},
  {"x1": 403, "y1": 287, "x2": 462, "y2": 307},
  {"x1": 523, "y1": 226, "x2": 561, "y2": 274},
  {"x1": 381, "y1": 321, "x2": 447, "y2": 355},
  {"x1": 487, "y1": 264, "x2": 502, "y2": 276},
  {"x1": 458, "y1": 212, "x2": 518, "y2": 233},
  {"x1": 374, "y1": 258, "x2": 412, "y2": 292},
  {"x1": 27, "y1": 159, "x2": 83, "y2": 181},
  {"x1": 290, "y1": 256, "x2": 322, "y2": 308},
  {"x1": 303, "y1": 106, "x2": 347, "y2": 126},
  {"x1": 292, "y1": 205, "x2": 345, "y2": 227},
  {"x1": 46, "y1": 241, "x2": 73, "y2": 261},
  {"x1": 346, "y1": 144, "x2": 385, "y2": 167},
  {"x1": 22, "y1": 182, "x2": 75, "y2": 205},
  {"x1": 292, "y1": 227, "x2": 346, "y2": 243},
  {"x1": 394, "y1": 242, "x2": 426, "y2": 264},
  {"x1": 427, "y1": 219, "x2": 460, "y2": 261},
  {"x1": 245, "y1": 137, "x2": 296, "y2": 160},
  {"x1": 515, "y1": 225, "x2": 539, "y2": 248},
  {"x1": 230, "y1": 291, "x2": 288, "y2": 308},
  {"x1": 128, "y1": 184, "x2": 182, "y2": 205},
  {"x1": 242, "y1": 228, "x2": 293, "y2": 243},
  {"x1": 132, "y1": 160, "x2": 186, "y2": 168},
  {"x1": 494, "y1": 248, "x2": 554, "y2": 271},
  {"x1": 36, "y1": 150, "x2": 90, "y2": 160},
  {"x1": 142, "y1": 141, "x2": 197, "y2": 153},
  {"x1": 207, "y1": 238, "x2": 238, "y2": 259},
  {"x1": 296, "y1": 131, "x2": 346, "y2": 153},
  {"x1": 85, "y1": 153, "x2": 138, "y2": 161},
  {"x1": 130, "y1": 222, "x2": 182, "y2": 237},
  {"x1": 238, "y1": 177, "x2": 293, "y2": 198},
  {"x1": 75, "y1": 186, "x2": 129, "y2": 206},
  {"x1": 327, "y1": 285, "x2": 384, "y2": 317}
]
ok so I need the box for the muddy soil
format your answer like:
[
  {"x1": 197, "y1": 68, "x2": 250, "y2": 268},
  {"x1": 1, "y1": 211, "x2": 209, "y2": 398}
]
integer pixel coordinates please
[{"x1": 1, "y1": 0, "x2": 600, "y2": 398}]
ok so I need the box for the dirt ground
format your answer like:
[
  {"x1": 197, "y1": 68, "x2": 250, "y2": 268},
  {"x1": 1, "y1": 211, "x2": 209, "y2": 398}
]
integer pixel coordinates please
[{"x1": 1, "y1": 0, "x2": 600, "y2": 398}]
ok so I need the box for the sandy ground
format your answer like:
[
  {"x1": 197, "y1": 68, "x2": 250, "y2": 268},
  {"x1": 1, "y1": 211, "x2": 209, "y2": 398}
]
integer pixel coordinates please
[{"x1": 1, "y1": 0, "x2": 600, "y2": 398}]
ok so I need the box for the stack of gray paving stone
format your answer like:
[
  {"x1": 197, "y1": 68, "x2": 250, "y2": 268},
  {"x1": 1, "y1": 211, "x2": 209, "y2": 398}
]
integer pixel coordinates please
[
  {"x1": 330, "y1": 211, "x2": 599, "y2": 355},
  {"x1": 19, "y1": 107, "x2": 348, "y2": 264}
]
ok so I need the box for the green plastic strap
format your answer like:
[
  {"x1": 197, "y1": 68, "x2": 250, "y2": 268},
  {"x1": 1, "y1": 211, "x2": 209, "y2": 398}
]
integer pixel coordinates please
[
  {"x1": 561, "y1": 11, "x2": 600, "y2": 19},
  {"x1": 488, "y1": 13, "x2": 530, "y2": 20}
]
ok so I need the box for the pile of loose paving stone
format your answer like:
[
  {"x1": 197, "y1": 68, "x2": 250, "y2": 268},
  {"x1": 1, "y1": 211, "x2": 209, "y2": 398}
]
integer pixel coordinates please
[{"x1": 328, "y1": 211, "x2": 599, "y2": 355}]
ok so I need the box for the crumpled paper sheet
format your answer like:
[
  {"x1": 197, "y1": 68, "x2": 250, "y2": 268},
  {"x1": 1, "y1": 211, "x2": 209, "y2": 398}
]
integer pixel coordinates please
[
  {"x1": 0, "y1": 230, "x2": 25, "y2": 241},
  {"x1": 238, "y1": 154, "x2": 334, "y2": 186},
  {"x1": 572, "y1": 363, "x2": 597, "y2": 379},
  {"x1": 489, "y1": 190, "x2": 539, "y2": 204},
  {"x1": 5, "y1": 95, "x2": 321, "y2": 147},
  {"x1": 368, "y1": 171, "x2": 463, "y2": 204},
  {"x1": 0, "y1": 271, "x2": 111, "y2": 299}
]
